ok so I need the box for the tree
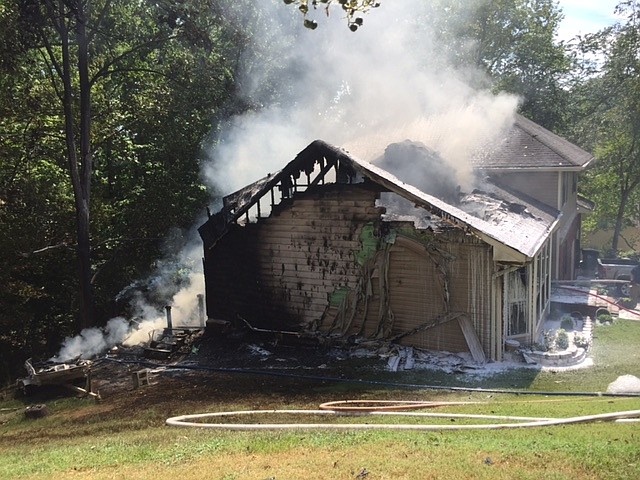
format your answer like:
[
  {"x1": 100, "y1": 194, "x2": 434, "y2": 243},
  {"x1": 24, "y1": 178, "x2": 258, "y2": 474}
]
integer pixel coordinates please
[
  {"x1": 571, "y1": 1, "x2": 640, "y2": 254},
  {"x1": 283, "y1": 0, "x2": 381, "y2": 30},
  {"x1": 0, "y1": 0, "x2": 246, "y2": 379},
  {"x1": 424, "y1": 0, "x2": 571, "y2": 130},
  {"x1": 0, "y1": 1, "x2": 248, "y2": 384},
  {"x1": 8, "y1": 0, "x2": 239, "y2": 331}
]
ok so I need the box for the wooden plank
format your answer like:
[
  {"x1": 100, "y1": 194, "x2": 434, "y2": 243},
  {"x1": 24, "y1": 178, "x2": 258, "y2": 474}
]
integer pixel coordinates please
[
  {"x1": 255, "y1": 248, "x2": 359, "y2": 262},
  {"x1": 389, "y1": 311, "x2": 457, "y2": 338},
  {"x1": 258, "y1": 266, "x2": 359, "y2": 278},
  {"x1": 258, "y1": 231, "x2": 361, "y2": 244},
  {"x1": 294, "y1": 191, "x2": 377, "y2": 201},
  {"x1": 287, "y1": 199, "x2": 361, "y2": 208},
  {"x1": 273, "y1": 211, "x2": 378, "y2": 221},
  {"x1": 259, "y1": 230, "x2": 358, "y2": 241},
  {"x1": 259, "y1": 218, "x2": 359, "y2": 229},
  {"x1": 259, "y1": 266, "x2": 359, "y2": 278},
  {"x1": 256, "y1": 292, "x2": 328, "y2": 312},
  {"x1": 457, "y1": 316, "x2": 486, "y2": 364},
  {"x1": 259, "y1": 279, "x2": 345, "y2": 296}
]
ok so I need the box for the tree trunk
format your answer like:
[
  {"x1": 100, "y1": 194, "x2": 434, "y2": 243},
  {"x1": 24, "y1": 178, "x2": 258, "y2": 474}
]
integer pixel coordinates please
[
  {"x1": 58, "y1": 0, "x2": 94, "y2": 331},
  {"x1": 76, "y1": 3, "x2": 94, "y2": 330},
  {"x1": 611, "y1": 188, "x2": 630, "y2": 254}
]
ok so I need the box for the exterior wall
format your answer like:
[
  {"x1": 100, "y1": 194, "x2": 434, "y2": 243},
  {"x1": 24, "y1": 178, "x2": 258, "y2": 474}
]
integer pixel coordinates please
[
  {"x1": 204, "y1": 184, "x2": 382, "y2": 329},
  {"x1": 557, "y1": 214, "x2": 580, "y2": 280},
  {"x1": 204, "y1": 183, "x2": 498, "y2": 359},
  {"x1": 502, "y1": 238, "x2": 552, "y2": 347},
  {"x1": 492, "y1": 171, "x2": 559, "y2": 209},
  {"x1": 493, "y1": 170, "x2": 581, "y2": 280},
  {"x1": 375, "y1": 235, "x2": 493, "y2": 356},
  {"x1": 555, "y1": 172, "x2": 579, "y2": 279}
]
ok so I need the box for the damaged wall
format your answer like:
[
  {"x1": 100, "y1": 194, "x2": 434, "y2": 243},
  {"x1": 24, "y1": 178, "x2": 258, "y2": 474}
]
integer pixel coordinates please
[
  {"x1": 204, "y1": 182, "x2": 495, "y2": 359},
  {"x1": 205, "y1": 183, "x2": 384, "y2": 330}
]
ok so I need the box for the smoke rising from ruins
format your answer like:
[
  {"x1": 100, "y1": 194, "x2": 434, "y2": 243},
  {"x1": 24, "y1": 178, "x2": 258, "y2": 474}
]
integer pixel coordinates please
[
  {"x1": 204, "y1": 0, "x2": 519, "y2": 197},
  {"x1": 52, "y1": 238, "x2": 204, "y2": 361}
]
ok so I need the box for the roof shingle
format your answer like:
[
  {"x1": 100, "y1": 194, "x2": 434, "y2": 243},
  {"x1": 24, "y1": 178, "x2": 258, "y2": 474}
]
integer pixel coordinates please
[{"x1": 473, "y1": 114, "x2": 594, "y2": 170}]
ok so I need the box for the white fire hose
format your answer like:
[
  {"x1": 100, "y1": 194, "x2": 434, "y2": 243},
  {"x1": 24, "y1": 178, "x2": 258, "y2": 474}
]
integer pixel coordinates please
[{"x1": 166, "y1": 406, "x2": 640, "y2": 431}]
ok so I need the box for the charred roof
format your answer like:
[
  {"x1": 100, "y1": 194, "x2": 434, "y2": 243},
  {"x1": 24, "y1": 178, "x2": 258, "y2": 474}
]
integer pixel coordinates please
[{"x1": 200, "y1": 139, "x2": 560, "y2": 262}]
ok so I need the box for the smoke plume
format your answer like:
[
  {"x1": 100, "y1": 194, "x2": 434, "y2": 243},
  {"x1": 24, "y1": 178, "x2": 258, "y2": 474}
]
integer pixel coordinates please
[
  {"x1": 204, "y1": 0, "x2": 519, "y2": 196},
  {"x1": 52, "y1": 0, "x2": 521, "y2": 362},
  {"x1": 51, "y1": 236, "x2": 205, "y2": 362}
]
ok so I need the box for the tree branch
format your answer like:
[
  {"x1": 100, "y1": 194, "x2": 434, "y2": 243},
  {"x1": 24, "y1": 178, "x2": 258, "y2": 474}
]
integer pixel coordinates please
[
  {"x1": 89, "y1": 34, "x2": 176, "y2": 87},
  {"x1": 20, "y1": 242, "x2": 75, "y2": 258}
]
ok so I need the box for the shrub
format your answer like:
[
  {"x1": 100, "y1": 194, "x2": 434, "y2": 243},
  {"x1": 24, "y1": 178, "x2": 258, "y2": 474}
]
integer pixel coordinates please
[
  {"x1": 560, "y1": 315, "x2": 574, "y2": 330},
  {"x1": 573, "y1": 332, "x2": 590, "y2": 349},
  {"x1": 597, "y1": 312, "x2": 613, "y2": 324},
  {"x1": 536, "y1": 330, "x2": 554, "y2": 352},
  {"x1": 555, "y1": 329, "x2": 569, "y2": 350}
]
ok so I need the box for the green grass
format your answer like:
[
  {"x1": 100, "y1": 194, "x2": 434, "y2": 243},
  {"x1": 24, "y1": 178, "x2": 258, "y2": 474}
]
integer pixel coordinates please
[{"x1": 1, "y1": 320, "x2": 640, "y2": 479}]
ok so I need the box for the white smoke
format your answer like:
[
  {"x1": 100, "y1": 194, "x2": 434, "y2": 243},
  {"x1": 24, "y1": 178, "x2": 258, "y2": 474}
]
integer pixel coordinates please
[
  {"x1": 204, "y1": 0, "x2": 519, "y2": 196},
  {"x1": 51, "y1": 238, "x2": 205, "y2": 362},
  {"x1": 52, "y1": 317, "x2": 131, "y2": 362},
  {"x1": 123, "y1": 268, "x2": 205, "y2": 347}
]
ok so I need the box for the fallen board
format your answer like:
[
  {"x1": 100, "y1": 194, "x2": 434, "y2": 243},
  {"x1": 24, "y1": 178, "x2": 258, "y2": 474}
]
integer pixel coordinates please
[{"x1": 458, "y1": 316, "x2": 486, "y2": 364}]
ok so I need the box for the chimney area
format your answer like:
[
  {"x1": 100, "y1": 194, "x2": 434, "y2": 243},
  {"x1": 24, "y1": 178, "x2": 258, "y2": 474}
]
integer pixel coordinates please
[{"x1": 165, "y1": 305, "x2": 173, "y2": 334}]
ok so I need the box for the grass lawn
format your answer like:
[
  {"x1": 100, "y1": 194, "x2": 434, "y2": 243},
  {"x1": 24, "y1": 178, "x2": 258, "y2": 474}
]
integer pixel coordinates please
[{"x1": 1, "y1": 320, "x2": 639, "y2": 480}]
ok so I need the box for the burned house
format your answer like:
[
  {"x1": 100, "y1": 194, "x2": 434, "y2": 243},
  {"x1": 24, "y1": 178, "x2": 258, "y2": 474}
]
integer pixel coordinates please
[{"x1": 199, "y1": 115, "x2": 593, "y2": 361}]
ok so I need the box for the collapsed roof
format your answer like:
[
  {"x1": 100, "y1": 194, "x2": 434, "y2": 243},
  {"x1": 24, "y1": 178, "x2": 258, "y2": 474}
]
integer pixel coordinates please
[{"x1": 199, "y1": 139, "x2": 562, "y2": 263}]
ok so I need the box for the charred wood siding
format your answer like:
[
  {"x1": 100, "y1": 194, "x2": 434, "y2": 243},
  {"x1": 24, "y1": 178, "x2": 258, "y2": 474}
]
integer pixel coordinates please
[
  {"x1": 387, "y1": 239, "x2": 455, "y2": 350},
  {"x1": 376, "y1": 235, "x2": 491, "y2": 355},
  {"x1": 327, "y1": 229, "x2": 492, "y2": 357},
  {"x1": 204, "y1": 182, "x2": 493, "y2": 358},
  {"x1": 205, "y1": 184, "x2": 383, "y2": 329},
  {"x1": 445, "y1": 238, "x2": 493, "y2": 355},
  {"x1": 204, "y1": 223, "x2": 301, "y2": 328}
]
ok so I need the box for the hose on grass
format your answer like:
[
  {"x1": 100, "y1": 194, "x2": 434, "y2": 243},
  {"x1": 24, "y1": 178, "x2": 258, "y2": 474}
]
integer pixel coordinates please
[
  {"x1": 165, "y1": 408, "x2": 640, "y2": 431},
  {"x1": 317, "y1": 400, "x2": 479, "y2": 411}
]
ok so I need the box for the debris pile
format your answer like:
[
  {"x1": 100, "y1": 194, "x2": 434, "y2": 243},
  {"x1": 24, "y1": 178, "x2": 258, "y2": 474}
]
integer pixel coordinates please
[{"x1": 17, "y1": 357, "x2": 98, "y2": 399}]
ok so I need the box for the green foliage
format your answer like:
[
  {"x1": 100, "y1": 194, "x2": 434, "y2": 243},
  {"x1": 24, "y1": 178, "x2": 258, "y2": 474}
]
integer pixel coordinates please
[
  {"x1": 573, "y1": 332, "x2": 590, "y2": 348},
  {"x1": 285, "y1": 0, "x2": 381, "y2": 31},
  {"x1": 596, "y1": 312, "x2": 613, "y2": 324},
  {"x1": 540, "y1": 329, "x2": 554, "y2": 351},
  {"x1": 555, "y1": 328, "x2": 569, "y2": 350},
  {"x1": 421, "y1": 0, "x2": 571, "y2": 129},
  {"x1": 0, "y1": 0, "x2": 242, "y2": 381},
  {"x1": 560, "y1": 315, "x2": 575, "y2": 330},
  {"x1": 570, "y1": 2, "x2": 640, "y2": 252}
]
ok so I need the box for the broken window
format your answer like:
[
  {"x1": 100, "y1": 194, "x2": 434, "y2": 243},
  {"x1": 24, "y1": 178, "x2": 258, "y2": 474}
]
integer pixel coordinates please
[{"x1": 505, "y1": 267, "x2": 529, "y2": 337}]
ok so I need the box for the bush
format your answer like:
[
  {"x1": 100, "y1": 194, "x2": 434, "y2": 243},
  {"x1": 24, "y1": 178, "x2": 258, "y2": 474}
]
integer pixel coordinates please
[
  {"x1": 573, "y1": 332, "x2": 590, "y2": 349},
  {"x1": 535, "y1": 330, "x2": 554, "y2": 352},
  {"x1": 560, "y1": 315, "x2": 574, "y2": 330},
  {"x1": 597, "y1": 312, "x2": 613, "y2": 324},
  {"x1": 555, "y1": 329, "x2": 569, "y2": 350}
]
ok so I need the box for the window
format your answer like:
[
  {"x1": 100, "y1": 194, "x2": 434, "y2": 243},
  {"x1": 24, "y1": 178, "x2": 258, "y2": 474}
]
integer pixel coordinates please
[{"x1": 506, "y1": 268, "x2": 528, "y2": 336}]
